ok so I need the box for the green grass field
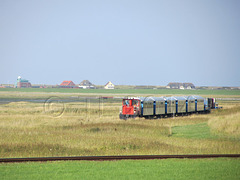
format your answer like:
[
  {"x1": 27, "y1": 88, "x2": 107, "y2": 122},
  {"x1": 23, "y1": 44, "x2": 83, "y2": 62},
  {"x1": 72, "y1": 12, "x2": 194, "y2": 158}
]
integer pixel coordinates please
[
  {"x1": 1, "y1": 158, "x2": 240, "y2": 179},
  {"x1": 1, "y1": 87, "x2": 240, "y2": 96},
  {"x1": 172, "y1": 123, "x2": 219, "y2": 139}
]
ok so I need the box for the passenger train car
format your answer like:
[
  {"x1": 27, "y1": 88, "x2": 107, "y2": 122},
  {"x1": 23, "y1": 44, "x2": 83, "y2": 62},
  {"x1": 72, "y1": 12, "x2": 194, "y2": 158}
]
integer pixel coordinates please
[{"x1": 119, "y1": 96, "x2": 218, "y2": 119}]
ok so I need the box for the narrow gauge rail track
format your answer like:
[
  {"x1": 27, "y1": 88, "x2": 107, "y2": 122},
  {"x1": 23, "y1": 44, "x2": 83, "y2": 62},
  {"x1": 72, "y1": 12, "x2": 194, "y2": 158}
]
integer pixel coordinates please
[{"x1": 1, "y1": 154, "x2": 240, "y2": 163}]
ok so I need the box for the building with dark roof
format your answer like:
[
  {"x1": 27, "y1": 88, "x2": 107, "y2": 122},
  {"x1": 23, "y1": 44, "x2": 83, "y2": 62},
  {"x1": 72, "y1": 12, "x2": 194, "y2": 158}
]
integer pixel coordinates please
[
  {"x1": 183, "y1": 83, "x2": 195, "y2": 89},
  {"x1": 79, "y1": 80, "x2": 96, "y2": 89},
  {"x1": 167, "y1": 82, "x2": 195, "y2": 89}
]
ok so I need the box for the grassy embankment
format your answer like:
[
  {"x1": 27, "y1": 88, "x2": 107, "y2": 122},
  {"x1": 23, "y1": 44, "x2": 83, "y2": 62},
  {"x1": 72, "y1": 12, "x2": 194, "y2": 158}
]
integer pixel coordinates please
[{"x1": 0, "y1": 89, "x2": 240, "y2": 158}]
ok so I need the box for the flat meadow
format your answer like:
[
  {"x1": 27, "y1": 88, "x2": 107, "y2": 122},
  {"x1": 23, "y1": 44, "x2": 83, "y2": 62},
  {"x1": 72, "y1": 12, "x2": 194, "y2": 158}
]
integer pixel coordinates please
[
  {"x1": 0, "y1": 89, "x2": 240, "y2": 158},
  {"x1": 1, "y1": 158, "x2": 240, "y2": 179}
]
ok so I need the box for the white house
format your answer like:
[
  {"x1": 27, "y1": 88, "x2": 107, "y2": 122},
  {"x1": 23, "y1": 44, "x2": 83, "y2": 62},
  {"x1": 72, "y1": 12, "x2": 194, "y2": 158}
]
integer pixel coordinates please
[
  {"x1": 104, "y1": 81, "x2": 115, "y2": 89},
  {"x1": 79, "y1": 80, "x2": 95, "y2": 89}
]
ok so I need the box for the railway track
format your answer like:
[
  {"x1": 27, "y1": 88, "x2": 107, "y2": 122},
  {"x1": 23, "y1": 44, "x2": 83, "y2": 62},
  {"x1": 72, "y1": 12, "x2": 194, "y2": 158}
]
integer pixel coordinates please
[{"x1": 1, "y1": 154, "x2": 240, "y2": 163}]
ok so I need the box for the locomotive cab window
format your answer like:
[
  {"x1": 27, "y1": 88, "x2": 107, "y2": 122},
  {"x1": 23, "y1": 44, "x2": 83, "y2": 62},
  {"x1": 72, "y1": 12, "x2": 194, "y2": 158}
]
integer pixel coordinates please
[
  {"x1": 123, "y1": 100, "x2": 130, "y2": 106},
  {"x1": 132, "y1": 100, "x2": 139, "y2": 105}
]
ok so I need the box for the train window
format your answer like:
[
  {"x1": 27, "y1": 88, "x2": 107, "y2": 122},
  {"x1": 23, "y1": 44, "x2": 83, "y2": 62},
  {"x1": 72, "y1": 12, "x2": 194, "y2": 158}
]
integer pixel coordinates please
[
  {"x1": 172, "y1": 102, "x2": 174, "y2": 104},
  {"x1": 161, "y1": 102, "x2": 163, "y2": 104},
  {"x1": 123, "y1": 100, "x2": 130, "y2": 106},
  {"x1": 132, "y1": 100, "x2": 139, "y2": 105}
]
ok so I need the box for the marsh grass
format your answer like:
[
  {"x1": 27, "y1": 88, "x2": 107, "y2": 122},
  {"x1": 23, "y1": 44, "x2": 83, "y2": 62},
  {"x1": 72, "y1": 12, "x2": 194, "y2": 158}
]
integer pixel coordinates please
[
  {"x1": 0, "y1": 100, "x2": 240, "y2": 158},
  {"x1": 208, "y1": 107, "x2": 240, "y2": 138}
]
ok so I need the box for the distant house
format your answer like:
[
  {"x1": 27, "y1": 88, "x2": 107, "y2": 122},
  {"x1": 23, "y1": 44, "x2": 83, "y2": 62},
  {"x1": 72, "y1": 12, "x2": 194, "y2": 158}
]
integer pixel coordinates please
[
  {"x1": 183, "y1": 83, "x2": 195, "y2": 89},
  {"x1": 167, "y1": 82, "x2": 182, "y2": 89},
  {"x1": 15, "y1": 76, "x2": 31, "y2": 88},
  {"x1": 167, "y1": 82, "x2": 195, "y2": 89},
  {"x1": 79, "y1": 80, "x2": 96, "y2": 89},
  {"x1": 104, "y1": 81, "x2": 115, "y2": 89},
  {"x1": 59, "y1": 80, "x2": 76, "y2": 88}
]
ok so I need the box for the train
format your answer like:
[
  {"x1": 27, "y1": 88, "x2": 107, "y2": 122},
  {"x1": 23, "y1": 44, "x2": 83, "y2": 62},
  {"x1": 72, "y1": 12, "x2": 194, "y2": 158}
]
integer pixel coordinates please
[{"x1": 119, "y1": 95, "x2": 219, "y2": 120}]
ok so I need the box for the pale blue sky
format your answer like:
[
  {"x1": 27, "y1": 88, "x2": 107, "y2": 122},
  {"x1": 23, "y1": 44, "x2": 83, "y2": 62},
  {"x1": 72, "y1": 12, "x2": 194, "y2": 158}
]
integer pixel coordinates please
[{"x1": 1, "y1": 0, "x2": 240, "y2": 86}]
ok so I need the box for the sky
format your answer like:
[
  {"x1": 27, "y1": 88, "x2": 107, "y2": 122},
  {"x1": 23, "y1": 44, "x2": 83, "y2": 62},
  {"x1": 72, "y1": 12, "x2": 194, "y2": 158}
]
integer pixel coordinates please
[{"x1": 0, "y1": 0, "x2": 240, "y2": 87}]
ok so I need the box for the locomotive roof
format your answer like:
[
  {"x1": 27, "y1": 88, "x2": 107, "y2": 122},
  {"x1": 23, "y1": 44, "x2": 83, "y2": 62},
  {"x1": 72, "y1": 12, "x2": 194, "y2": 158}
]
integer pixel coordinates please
[{"x1": 123, "y1": 97, "x2": 140, "y2": 100}]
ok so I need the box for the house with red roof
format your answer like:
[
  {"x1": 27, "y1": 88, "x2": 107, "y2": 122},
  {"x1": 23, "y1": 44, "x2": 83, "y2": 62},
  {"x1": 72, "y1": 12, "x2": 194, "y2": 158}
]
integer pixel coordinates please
[{"x1": 59, "y1": 81, "x2": 76, "y2": 88}]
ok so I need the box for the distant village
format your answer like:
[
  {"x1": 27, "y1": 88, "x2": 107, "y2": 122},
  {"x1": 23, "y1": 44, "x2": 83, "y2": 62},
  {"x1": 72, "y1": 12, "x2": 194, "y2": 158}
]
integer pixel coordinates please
[
  {"x1": 0, "y1": 76, "x2": 239, "y2": 90},
  {"x1": 0, "y1": 76, "x2": 115, "y2": 89}
]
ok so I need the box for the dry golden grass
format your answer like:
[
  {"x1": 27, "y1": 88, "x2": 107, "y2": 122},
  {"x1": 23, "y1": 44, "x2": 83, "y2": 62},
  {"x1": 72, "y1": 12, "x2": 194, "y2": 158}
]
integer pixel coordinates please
[
  {"x1": 0, "y1": 100, "x2": 240, "y2": 158},
  {"x1": 208, "y1": 107, "x2": 240, "y2": 137}
]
